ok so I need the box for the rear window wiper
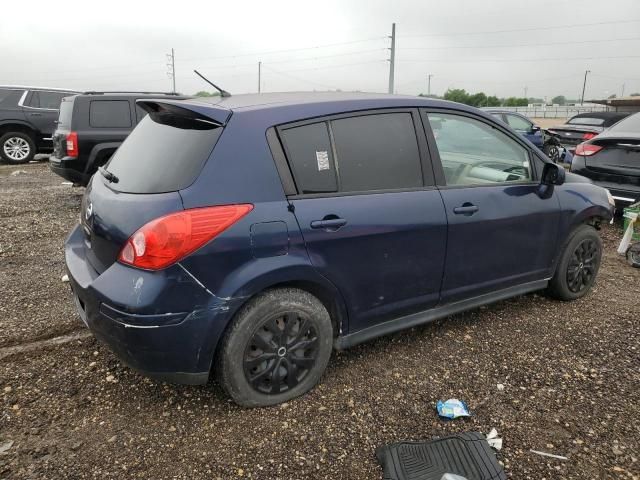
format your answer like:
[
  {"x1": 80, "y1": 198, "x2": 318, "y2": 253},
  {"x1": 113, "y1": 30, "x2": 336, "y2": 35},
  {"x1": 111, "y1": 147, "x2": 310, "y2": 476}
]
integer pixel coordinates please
[{"x1": 99, "y1": 166, "x2": 119, "y2": 183}]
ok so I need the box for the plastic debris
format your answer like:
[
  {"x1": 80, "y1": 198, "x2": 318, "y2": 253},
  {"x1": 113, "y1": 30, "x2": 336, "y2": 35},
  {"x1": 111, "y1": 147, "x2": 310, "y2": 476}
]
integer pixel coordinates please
[
  {"x1": 61, "y1": 274, "x2": 69, "y2": 283},
  {"x1": 437, "y1": 399, "x2": 470, "y2": 419},
  {"x1": 530, "y1": 449, "x2": 568, "y2": 461},
  {"x1": 626, "y1": 242, "x2": 640, "y2": 268},
  {"x1": 618, "y1": 211, "x2": 637, "y2": 255},
  {"x1": 0, "y1": 440, "x2": 14, "y2": 454},
  {"x1": 496, "y1": 383, "x2": 505, "y2": 391},
  {"x1": 486, "y1": 428, "x2": 503, "y2": 451}
]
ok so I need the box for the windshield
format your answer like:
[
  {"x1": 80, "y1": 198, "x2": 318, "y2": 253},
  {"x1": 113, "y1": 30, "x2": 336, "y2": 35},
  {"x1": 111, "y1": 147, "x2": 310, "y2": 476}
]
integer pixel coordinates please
[
  {"x1": 567, "y1": 116, "x2": 605, "y2": 126},
  {"x1": 608, "y1": 112, "x2": 640, "y2": 133},
  {"x1": 57, "y1": 97, "x2": 75, "y2": 129},
  {"x1": 105, "y1": 110, "x2": 222, "y2": 194}
]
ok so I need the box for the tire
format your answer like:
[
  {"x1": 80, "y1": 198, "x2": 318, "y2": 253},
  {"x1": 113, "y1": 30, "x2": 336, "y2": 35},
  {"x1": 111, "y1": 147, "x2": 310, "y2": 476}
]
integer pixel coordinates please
[
  {"x1": 217, "y1": 288, "x2": 333, "y2": 407},
  {"x1": 0, "y1": 132, "x2": 36, "y2": 164},
  {"x1": 543, "y1": 142, "x2": 560, "y2": 164},
  {"x1": 626, "y1": 242, "x2": 640, "y2": 268},
  {"x1": 547, "y1": 225, "x2": 603, "y2": 301}
]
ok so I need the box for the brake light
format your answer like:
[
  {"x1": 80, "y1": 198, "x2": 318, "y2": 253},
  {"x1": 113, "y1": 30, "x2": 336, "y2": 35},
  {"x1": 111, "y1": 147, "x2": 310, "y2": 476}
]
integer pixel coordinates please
[
  {"x1": 575, "y1": 143, "x2": 603, "y2": 157},
  {"x1": 118, "y1": 204, "x2": 253, "y2": 270},
  {"x1": 66, "y1": 131, "x2": 79, "y2": 157},
  {"x1": 582, "y1": 132, "x2": 597, "y2": 140}
]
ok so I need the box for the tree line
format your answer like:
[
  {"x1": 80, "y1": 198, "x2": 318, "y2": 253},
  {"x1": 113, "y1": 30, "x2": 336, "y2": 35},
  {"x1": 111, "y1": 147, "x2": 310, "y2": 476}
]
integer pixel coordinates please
[{"x1": 420, "y1": 89, "x2": 580, "y2": 107}]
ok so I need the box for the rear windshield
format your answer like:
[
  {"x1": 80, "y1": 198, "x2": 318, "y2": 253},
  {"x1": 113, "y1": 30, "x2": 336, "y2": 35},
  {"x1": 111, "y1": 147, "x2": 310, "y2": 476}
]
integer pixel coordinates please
[
  {"x1": 105, "y1": 111, "x2": 222, "y2": 193},
  {"x1": 567, "y1": 116, "x2": 604, "y2": 126},
  {"x1": 607, "y1": 112, "x2": 640, "y2": 133},
  {"x1": 57, "y1": 97, "x2": 75, "y2": 129}
]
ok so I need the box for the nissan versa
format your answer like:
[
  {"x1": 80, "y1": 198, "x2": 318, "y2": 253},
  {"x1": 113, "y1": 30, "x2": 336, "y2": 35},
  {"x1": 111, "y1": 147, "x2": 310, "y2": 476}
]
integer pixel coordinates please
[{"x1": 64, "y1": 93, "x2": 614, "y2": 407}]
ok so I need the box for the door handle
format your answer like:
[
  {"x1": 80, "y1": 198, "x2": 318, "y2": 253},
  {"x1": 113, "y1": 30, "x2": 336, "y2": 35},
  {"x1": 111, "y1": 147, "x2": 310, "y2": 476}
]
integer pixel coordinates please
[
  {"x1": 29, "y1": 112, "x2": 42, "y2": 116},
  {"x1": 453, "y1": 203, "x2": 479, "y2": 216},
  {"x1": 310, "y1": 218, "x2": 347, "y2": 230}
]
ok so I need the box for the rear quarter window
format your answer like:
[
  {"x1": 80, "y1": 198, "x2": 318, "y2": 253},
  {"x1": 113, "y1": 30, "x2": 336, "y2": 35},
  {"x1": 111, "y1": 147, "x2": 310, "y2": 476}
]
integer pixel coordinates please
[
  {"x1": 90, "y1": 100, "x2": 132, "y2": 128},
  {"x1": 105, "y1": 111, "x2": 222, "y2": 193},
  {"x1": 0, "y1": 88, "x2": 24, "y2": 107}
]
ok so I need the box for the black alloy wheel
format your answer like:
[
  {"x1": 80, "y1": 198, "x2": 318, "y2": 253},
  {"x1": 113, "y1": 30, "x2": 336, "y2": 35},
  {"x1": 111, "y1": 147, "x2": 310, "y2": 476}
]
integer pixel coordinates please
[
  {"x1": 566, "y1": 238, "x2": 599, "y2": 293},
  {"x1": 243, "y1": 312, "x2": 319, "y2": 395}
]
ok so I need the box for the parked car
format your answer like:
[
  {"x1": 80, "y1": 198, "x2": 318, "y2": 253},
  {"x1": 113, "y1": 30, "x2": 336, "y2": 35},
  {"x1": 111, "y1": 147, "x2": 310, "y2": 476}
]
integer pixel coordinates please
[
  {"x1": 64, "y1": 92, "x2": 613, "y2": 407},
  {"x1": 0, "y1": 85, "x2": 78, "y2": 164},
  {"x1": 484, "y1": 109, "x2": 544, "y2": 149},
  {"x1": 546, "y1": 111, "x2": 630, "y2": 161},
  {"x1": 49, "y1": 91, "x2": 188, "y2": 185},
  {"x1": 570, "y1": 112, "x2": 640, "y2": 207}
]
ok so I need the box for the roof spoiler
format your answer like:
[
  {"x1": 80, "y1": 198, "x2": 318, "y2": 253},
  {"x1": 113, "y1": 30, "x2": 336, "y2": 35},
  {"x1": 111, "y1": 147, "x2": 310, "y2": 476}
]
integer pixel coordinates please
[{"x1": 136, "y1": 99, "x2": 232, "y2": 126}]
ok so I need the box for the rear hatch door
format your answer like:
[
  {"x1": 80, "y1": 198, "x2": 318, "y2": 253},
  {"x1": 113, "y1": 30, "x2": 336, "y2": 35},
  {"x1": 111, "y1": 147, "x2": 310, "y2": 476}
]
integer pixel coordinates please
[
  {"x1": 81, "y1": 101, "x2": 226, "y2": 273},
  {"x1": 52, "y1": 95, "x2": 76, "y2": 158},
  {"x1": 585, "y1": 136, "x2": 640, "y2": 182}
]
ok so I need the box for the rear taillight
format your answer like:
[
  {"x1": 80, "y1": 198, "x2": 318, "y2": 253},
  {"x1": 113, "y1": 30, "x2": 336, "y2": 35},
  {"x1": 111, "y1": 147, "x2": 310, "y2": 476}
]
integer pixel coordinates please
[
  {"x1": 66, "y1": 131, "x2": 79, "y2": 157},
  {"x1": 575, "y1": 143, "x2": 603, "y2": 157},
  {"x1": 118, "y1": 204, "x2": 253, "y2": 270},
  {"x1": 582, "y1": 132, "x2": 597, "y2": 140}
]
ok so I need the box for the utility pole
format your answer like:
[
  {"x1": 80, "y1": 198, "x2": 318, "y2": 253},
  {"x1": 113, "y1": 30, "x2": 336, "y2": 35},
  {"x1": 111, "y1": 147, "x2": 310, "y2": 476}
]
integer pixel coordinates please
[
  {"x1": 580, "y1": 70, "x2": 591, "y2": 105},
  {"x1": 166, "y1": 49, "x2": 176, "y2": 93},
  {"x1": 388, "y1": 23, "x2": 396, "y2": 94},
  {"x1": 524, "y1": 86, "x2": 528, "y2": 99},
  {"x1": 427, "y1": 74, "x2": 433, "y2": 96},
  {"x1": 258, "y1": 61, "x2": 262, "y2": 93},
  {"x1": 622, "y1": 83, "x2": 626, "y2": 97}
]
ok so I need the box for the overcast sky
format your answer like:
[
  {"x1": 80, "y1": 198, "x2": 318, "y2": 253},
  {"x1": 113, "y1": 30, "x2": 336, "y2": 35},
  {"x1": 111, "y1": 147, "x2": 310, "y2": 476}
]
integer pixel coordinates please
[{"x1": 2, "y1": 0, "x2": 640, "y2": 100}]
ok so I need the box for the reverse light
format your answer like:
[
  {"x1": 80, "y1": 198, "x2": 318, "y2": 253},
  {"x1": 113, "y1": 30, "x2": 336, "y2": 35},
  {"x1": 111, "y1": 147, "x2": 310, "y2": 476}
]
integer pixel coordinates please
[
  {"x1": 118, "y1": 204, "x2": 253, "y2": 270},
  {"x1": 575, "y1": 143, "x2": 603, "y2": 157},
  {"x1": 582, "y1": 132, "x2": 597, "y2": 140},
  {"x1": 66, "y1": 131, "x2": 79, "y2": 157}
]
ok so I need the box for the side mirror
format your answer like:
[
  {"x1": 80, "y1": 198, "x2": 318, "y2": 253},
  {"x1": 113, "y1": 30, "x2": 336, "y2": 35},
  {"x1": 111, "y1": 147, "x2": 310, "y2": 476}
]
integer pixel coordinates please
[
  {"x1": 541, "y1": 162, "x2": 565, "y2": 186},
  {"x1": 531, "y1": 125, "x2": 541, "y2": 133}
]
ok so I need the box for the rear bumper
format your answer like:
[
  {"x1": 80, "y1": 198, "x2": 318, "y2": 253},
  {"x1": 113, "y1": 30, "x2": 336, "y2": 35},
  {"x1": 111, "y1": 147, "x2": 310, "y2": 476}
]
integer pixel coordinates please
[
  {"x1": 64, "y1": 224, "x2": 237, "y2": 384},
  {"x1": 49, "y1": 155, "x2": 90, "y2": 184}
]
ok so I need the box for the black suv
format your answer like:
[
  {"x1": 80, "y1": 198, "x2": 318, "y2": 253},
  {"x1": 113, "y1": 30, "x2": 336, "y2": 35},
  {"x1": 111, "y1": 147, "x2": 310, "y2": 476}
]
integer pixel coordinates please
[
  {"x1": 0, "y1": 86, "x2": 78, "y2": 164},
  {"x1": 49, "y1": 92, "x2": 187, "y2": 185}
]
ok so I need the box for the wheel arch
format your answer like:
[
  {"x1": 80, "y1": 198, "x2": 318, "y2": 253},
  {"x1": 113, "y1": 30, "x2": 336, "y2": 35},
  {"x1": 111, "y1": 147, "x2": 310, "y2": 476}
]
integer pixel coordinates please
[{"x1": 0, "y1": 121, "x2": 37, "y2": 139}]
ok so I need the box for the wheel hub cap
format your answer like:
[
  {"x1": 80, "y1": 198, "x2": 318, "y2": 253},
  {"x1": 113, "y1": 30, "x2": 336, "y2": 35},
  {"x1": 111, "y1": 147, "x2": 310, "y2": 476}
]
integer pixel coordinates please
[
  {"x1": 243, "y1": 312, "x2": 319, "y2": 395},
  {"x1": 566, "y1": 239, "x2": 598, "y2": 293},
  {"x1": 3, "y1": 137, "x2": 30, "y2": 161}
]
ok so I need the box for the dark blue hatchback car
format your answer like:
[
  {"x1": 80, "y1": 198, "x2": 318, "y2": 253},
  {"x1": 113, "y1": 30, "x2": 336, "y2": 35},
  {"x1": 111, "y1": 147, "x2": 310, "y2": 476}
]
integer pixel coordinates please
[{"x1": 65, "y1": 92, "x2": 614, "y2": 406}]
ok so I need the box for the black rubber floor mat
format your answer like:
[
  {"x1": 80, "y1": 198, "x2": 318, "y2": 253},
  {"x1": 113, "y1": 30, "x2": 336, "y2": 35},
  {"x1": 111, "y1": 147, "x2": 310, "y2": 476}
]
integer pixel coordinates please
[{"x1": 376, "y1": 432, "x2": 506, "y2": 480}]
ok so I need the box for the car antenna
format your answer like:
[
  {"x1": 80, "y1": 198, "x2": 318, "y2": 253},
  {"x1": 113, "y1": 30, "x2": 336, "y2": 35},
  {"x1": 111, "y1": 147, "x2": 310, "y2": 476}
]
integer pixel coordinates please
[{"x1": 194, "y1": 69, "x2": 231, "y2": 97}]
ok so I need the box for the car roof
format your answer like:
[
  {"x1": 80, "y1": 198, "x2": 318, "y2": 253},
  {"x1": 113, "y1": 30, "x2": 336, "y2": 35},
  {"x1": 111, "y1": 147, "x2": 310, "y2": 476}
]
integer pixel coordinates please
[
  {"x1": 570, "y1": 111, "x2": 628, "y2": 120},
  {"x1": 483, "y1": 109, "x2": 530, "y2": 118},
  {"x1": 0, "y1": 85, "x2": 78, "y2": 93},
  {"x1": 152, "y1": 91, "x2": 480, "y2": 126}
]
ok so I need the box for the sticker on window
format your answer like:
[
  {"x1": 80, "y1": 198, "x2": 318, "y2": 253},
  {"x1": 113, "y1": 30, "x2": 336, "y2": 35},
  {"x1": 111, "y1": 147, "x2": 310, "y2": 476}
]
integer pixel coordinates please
[{"x1": 316, "y1": 151, "x2": 330, "y2": 171}]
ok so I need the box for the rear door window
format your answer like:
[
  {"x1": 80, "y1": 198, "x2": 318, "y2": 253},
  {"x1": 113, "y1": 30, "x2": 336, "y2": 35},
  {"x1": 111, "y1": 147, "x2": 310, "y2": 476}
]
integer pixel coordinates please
[
  {"x1": 505, "y1": 114, "x2": 532, "y2": 132},
  {"x1": 28, "y1": 91, "x2": 67, "y2": 109},
  {"x1": 105, "y1": 111, "x2": 222, "y2": 193},
  {"x1": 57, "y1": 97, "x2": 75, "y2": 128},
  {"x1": 330, "y1": 113, "x2": 423, "y2": 193},
  {"x1": 280, "y1": 123, "x2": 337, "y2": 194},
  {"x1": 90, "y1": 100, "x2": 132, "y2": 128}
]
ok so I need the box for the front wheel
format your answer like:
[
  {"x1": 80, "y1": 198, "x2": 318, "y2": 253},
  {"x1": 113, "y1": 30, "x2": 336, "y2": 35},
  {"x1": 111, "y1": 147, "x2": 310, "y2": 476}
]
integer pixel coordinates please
[
  {"x1": 218, "y1": 288, "x2": 333, "y2": 407},
  {"x1": 0, "y1": 132, "x2": 36, "y2": 164},
  {"x1": 543, "y1": 142, "x2": 560, "y2": 164},
  {"x1": 547, "y1": 225, "x2": 602, "y2": 301}
]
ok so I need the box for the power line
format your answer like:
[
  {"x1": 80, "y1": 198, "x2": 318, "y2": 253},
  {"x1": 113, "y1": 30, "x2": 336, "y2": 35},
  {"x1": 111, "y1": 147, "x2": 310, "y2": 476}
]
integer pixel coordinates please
[
  {"x1": 399, "y1": 19, "x2": 640, "y2": 38},
  {"x1": 401, "y1": 36, "x2": 640, "y2": 51},
  {"x1": 399, "y1": 54, "x2": 640, "y2": 64},
  {"x1": 261, "y1": 65, "x2": 341, "y2": 90}
]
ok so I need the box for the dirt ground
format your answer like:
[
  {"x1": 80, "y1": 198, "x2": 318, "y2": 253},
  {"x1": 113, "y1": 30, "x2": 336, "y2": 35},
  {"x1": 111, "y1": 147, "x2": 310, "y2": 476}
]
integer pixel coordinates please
[{"x1": 1, "y1": 163, "x2": 638, "y2": 480}]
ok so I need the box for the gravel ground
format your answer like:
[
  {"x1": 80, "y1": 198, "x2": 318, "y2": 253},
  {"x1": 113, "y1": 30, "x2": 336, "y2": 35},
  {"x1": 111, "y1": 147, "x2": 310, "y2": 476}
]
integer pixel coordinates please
[{"x1": 1, "y1": 163, "x2": 638, "y2": 479}]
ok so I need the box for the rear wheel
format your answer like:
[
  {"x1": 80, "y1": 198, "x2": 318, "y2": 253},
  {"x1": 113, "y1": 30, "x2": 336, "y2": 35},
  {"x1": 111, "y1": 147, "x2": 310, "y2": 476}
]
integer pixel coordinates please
[
  {"x1": 547, "y1": 225, "x2": 602, "y2": 300},
  {"x1": 218, "y1": 288, "x2": 333, "y2": 407},
  {"x1": 0, "y1": 132, "x2": 35, "y2": 164}
]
